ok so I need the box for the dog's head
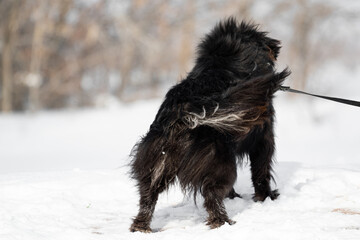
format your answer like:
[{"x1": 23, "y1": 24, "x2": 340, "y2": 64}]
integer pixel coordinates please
[{"x1": 196, "y1": 17, "x2": 281, "y2": 78}]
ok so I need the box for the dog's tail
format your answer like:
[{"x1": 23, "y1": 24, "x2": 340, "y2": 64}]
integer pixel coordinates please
[{"x1": 182, "y1": 68, "x2": 291, "y2": 135}]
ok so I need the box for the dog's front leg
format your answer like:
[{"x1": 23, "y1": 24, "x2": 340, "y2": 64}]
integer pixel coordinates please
[{"x1": 249, "y1": 123, "x2": 279, "y2": 202}]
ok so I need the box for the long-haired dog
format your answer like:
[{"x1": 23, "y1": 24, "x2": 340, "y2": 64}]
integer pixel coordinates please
[{"x1": 129, "y1": 17, "x2": 290, "y2": 232}]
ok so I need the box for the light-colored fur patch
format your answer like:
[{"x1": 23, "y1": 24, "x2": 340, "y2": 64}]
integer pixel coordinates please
[
  {"x1": 182, "y1": 105, "x2": 248, "y2": 133},
  {"x1": 182, "y1": 101, "x2": 267, "y2": 134},
  {"x1": 151, "y1": 157, "x2": 166, "y2": 187}
]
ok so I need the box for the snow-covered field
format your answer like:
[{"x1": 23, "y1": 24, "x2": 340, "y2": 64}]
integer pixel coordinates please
[{"x1": 1, "y1": 96, "x2": 360, "y2": 240}]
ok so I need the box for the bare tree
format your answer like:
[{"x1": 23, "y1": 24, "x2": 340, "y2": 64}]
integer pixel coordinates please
[
  {"x1": 0, "y1": 1, "x2": 21, "y2": 112},
  {"x1": 289, "y1": 0, "x2": 333, "y2": 90}
]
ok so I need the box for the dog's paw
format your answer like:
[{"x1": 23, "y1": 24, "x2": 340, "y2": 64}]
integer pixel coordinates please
[
  {"x1": 226, "y1": 188, "x2": 242, "y2": 199},
  {"x1": 226, "y1": 219, "x2": 237, "y2": 226},
  {"x1": 130, "y1": 223, "x2": 152, "y2": 233},
  {"x1": 253, "y1": 189, "x2": 279, "y2": 202},
  {"x1": 269, "y1": 189, "x2": 280, "y2": 200},
  {"x1": 206, "y1": 218, "x2": 236, "y2": 229}
]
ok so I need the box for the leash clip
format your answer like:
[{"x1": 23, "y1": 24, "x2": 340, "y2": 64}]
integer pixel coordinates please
[{"x1": 279, "y1": 86, "x2": 290, "y2": 92}]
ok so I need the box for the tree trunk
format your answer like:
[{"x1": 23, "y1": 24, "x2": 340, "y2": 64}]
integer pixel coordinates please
[
  {"x1": 1, "y1": 36, "x2": 13, "y2": 112},
  {"x1": 1, "y1": 2, "x2": 19, "y2": 112},
  {"x1": 28, "y1": 11, "x2": 46, "y2": 112},
  {"x1": 178, "y1": 0, "x2": 195, "y2": 77}
]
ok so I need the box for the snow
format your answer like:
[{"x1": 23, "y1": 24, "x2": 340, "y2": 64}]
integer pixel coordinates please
[{"x1": 1, "y1": 96, "x2": 360, "y2": 240}]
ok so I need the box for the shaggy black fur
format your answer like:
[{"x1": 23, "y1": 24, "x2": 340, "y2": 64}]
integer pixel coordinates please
[{"x1": 129, "y1": 17, "x2": 290, "y2": 232}]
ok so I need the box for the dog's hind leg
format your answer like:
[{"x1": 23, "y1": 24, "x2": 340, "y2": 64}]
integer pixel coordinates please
[
  {"x1": 130, "y1": 166, "x2": 175, "y2": 233},
  {"x1": 203, "y1": 184, "x2": 236, "y2": 228},
  {"x1": 202, "y1": 173, "x2": 237, "y2": 228},
  {"x1": 249, "y1": 123, "x2": 279, "y2": 202},
  {"x1": 130, "y1": 187, "x2": 160, "y2": 233},
  {"x1": 201, "y1": 145, "x2": 237, "y2": 229},
  {"x1": 130, "y1": 133, "x2": 176, "y2": 233}
]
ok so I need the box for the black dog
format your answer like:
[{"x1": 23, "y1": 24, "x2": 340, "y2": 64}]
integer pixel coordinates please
[{"x1": 130, "y1": 17, "x2": 290, "y2": 232}]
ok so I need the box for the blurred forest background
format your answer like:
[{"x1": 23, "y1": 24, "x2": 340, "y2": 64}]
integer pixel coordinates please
[{"x1": 0, "y1": 0, "x2": 359, "y2": 112}]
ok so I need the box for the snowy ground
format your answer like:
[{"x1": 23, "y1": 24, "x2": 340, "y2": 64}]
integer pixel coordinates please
[{"x1": 1, "y1": 96, "x2": 360, "y2": 240}]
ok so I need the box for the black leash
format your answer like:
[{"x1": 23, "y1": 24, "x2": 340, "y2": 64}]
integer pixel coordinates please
[{"x1": 279, "y1": 86, "x2": 360, "y2": 107}]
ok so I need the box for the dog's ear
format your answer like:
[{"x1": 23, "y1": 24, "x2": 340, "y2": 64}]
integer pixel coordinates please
[{"x1": 265, "y1": 38, "x2": 281, "y2": 60}]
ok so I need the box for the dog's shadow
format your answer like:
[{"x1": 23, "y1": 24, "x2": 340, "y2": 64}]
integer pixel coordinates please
[{"x1": 151, "y1": 161, "x2": 301, "y2": 232}]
